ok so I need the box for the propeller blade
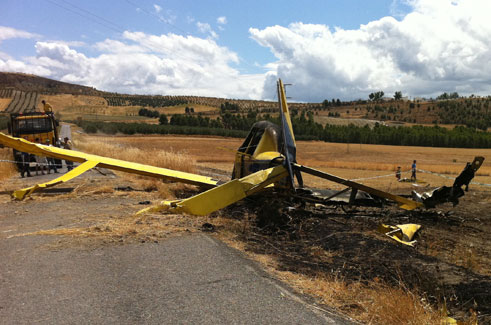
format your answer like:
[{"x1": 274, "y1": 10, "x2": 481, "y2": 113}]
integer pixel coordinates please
[{"x1": 277, "y1": 79, "x2": 303, "y2": 188}]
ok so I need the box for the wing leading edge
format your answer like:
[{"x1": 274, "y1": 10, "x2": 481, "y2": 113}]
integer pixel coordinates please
[{"x1": 0, "y1": 132, "x2": 220, "y2": 199}]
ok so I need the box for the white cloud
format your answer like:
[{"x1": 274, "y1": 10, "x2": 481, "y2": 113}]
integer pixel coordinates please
[
  {"x1": 27, "y1": 42, "x2": 91, "y2": 77},
  {"x1": 0, "y1": 57, "x2": 51, "y2": 76},
  {"x1": 153, "y1": 4, "x2": 162, "y2": 13},
  {"x1": 217, "y1": 16, "x2": 227, "y2": 31},
  {"x1": 0, "y1": 26, "x2": 39, "y2": 42},
  {"x1": 0, "y1": 26, "x2": 48, "y2": 75},
  {"x1": 122, "y1": 31, "x2": 235, "y2": 62},
  {"x1": 94, "y1": 39, "x2": 144, "y2": 53},
  {"x1": 2, "y1": 31, "x2": 264, "y2": 99},
  {"x1": 3, "y1": 0, "x2": 491, "y2": 102},
  {"x1": 217, "y1": 16, "x2": 227, "y2": 25},
  {"x1": 250, "y1": 0, "x2": 491, "y2": 101},
  {"x1": 196, "y1": 22, "x2": 211, "y2": 34},
  {"x1": 0, "y1": 51, "x2": 12, "y2": 60},
  {"x1": 196, "y1": 22, "x2": 218, "y2": 39},
  {"x1": 45, "y1": 40, "x2": 86, "y2": 48}
]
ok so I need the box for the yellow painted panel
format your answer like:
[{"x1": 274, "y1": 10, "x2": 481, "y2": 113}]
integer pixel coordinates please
[{"x1": 12, "y1": 160, "x2": 99, "y2": 200}]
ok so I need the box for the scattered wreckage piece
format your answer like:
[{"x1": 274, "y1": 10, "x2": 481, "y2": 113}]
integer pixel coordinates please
[
  {"x1": 412, "y1": 156, "x2": 484, "y2": 208},
  {"x1": 12, "y1": 160, "x2": 98, "y2": 200},
  {"x1": 293, "y1": 164, "x2": 422, "y2": 210},
  {"x1": 0, "y1": 80, "x2": 485, "y2": 216},
  {"x1": 293, "y1": 187, "x2": 381, "y2": 207},
  {"x1": 378, "y1": 223, "x2": 421, "y2": 246}
]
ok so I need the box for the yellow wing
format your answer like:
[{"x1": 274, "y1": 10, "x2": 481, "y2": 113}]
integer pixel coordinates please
[{"x1": 0, "y1": 132, "x2": 220, "y2": 199}]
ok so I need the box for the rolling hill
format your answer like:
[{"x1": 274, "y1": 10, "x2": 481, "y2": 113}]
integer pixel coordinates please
[{"x1": 0, "y1": 71, "x2": 489, "y2": 130}]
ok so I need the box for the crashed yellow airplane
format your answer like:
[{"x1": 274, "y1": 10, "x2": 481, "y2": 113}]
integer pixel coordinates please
[{"x1": 0, "y1": 80, "x2": 484, "y2": 215}]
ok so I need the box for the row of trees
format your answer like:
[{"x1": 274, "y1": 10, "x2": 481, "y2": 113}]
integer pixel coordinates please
[
  {"x1": 322, "y1": 98, "x2": 343, "y2": 107},
  {"x1": 104, "y1": 96, "x2": 187, "y2": 107},
  {"x1": 437, "y1": 92, "x2": 460, "y2": 100},
  {"x1": 319, "y1": 124, "x2": 490, "y2": 148},
  {"x1": 364, "y1": 91, "x2": 463, "y2": 102},
  {"x1": 163, "y1": 111, "x2": 259, "y2": 130},
  {"x1": 74, "y1": 112, "x2": 491, "y2": 148},
  {"x1": 369, "y1": 91, "x2": 459, "y2": 102},
  {"x1": 75, "y1": 120, "x2": 248, "y2": 138}
]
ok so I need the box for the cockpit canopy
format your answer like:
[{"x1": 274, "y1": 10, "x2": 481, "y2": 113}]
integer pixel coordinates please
[{"x1": 237, "y1": 121, "x2": 283, "y2": 157}]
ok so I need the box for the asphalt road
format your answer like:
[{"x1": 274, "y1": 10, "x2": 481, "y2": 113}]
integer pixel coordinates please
[{"x1": 0, "y1": 228, "x2": 349, "y2": 324}]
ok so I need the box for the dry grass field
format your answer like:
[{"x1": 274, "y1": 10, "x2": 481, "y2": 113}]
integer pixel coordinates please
[{"x1": 74, "y1": 137, "x2": 197, "y2": 175}]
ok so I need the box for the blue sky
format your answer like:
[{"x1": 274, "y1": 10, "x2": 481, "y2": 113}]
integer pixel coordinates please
[
  {"x1": 1, "y1": 0, "x2": 490, "y2": 101},
  {"x1": 2, "y1": 0, "x2": 402, "y2": 72}
]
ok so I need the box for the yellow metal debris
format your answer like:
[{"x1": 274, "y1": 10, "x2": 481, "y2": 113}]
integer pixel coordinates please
[
  {"x1": 12, "y1": 160, "x2": 99, "y2": 200},
  {"x1": 378, "y1": 223, "x2": 421, "y2": 246},
  {"x1": 137, "y1": 165, "x2": 288, "y2": 216}
]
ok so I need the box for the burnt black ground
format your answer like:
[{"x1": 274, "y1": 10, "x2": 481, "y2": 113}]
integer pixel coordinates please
[{"x1": 235, "y1": 191, "x2": 491, "y2": 323}]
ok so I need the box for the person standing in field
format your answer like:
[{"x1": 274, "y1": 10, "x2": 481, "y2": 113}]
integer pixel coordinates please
[
  {"x1": 20, "y1": 151, "x2": 32, "y2": 178},
  {"x1": 34, "y1": 138, "x2": 48, "y2": 175},
  {"x1": 19, "y1": 138, "x2": 32, "y2": 178},
  {"x1": 62, "y1": 137, "x2": 74, "y2": 171},
  {"x1": 44, "y1": 139, "x2": 58, "y2": 174},
  {"x1": 41, "y1": 100, "x2": 53, "y2": 113},
  {"x1": 411, "y1": 160, "x2": 417, "y2": 181},
  {"x1": 396, "y1": 166, "x2": 401, "y2": 181},
  {"x1": 54, "y1": 138, "x2": 63, "y2": 169}
]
